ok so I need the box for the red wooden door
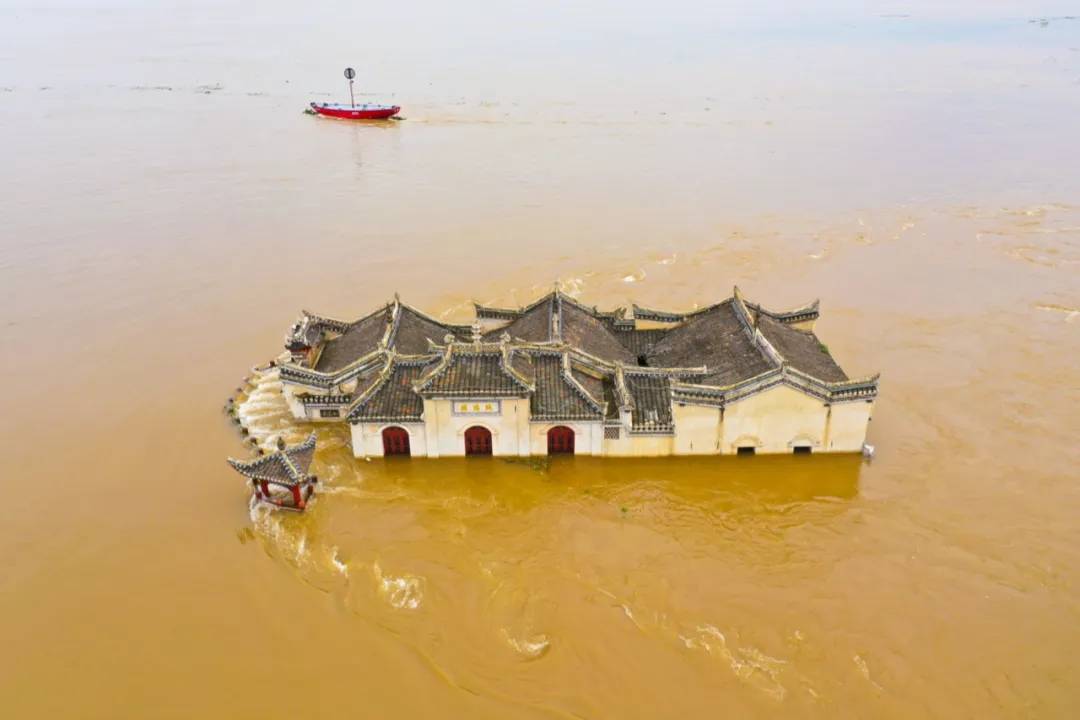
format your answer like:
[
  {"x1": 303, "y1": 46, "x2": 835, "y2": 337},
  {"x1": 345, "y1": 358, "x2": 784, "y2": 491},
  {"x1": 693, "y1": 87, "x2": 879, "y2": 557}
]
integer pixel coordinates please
[
  {"x1": 382, "y1": 427, "x2": 411, "y2": 456},
  {"x1": 547, "y1": 426, "x2": 575, "y2": 455},
  {"x1": 464, "y1": 426, "x2": 492, "y2": 456}
]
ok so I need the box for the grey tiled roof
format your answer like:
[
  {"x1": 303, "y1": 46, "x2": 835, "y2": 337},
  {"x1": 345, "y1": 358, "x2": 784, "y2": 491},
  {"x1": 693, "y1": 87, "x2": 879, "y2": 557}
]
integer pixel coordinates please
[
  {"x1": 613, "y1": 328, "x2": 670, "y2": 357},
  {"x1": 570, "y1": 367, "x2": 604, "y2": 406},
  {"x1": 392, "y1": 305, "x2": 471, "y2": 355},
  {"x1": 645, "y1": 301, "x2": 774, "y2": 385},
  {"x1": 756, "y1": 314, "x2": 847, "y2": 382},
  {"x1": 485, "y1": 296, "x2": 554, "y2": 342},
  {"x1": 417, "y1": 350, "x2": 532, "y2": 396},
  {"x1": 559, "y1": 300, "x2": 637, "y2": 363},
  {"x1": 228, "y1": 433, "x2": 317, "y2": 486},
  {"x1": 625, "y1": 374, "x2": 673, "y2": 433},
  {"x1": 602, "y1": 378, "x2": 621, "y2": 419},
  {"x1": 314, "y1": 306, "x2": 391, "y2": 372},
  {"x1": 350, "y1": 360, "x2": 433, "y2": 421},
  {"x1": 530, "y1": 354, "x2": 603, "y2": 420},
  {"x1": 510, "y1": 351, "x2": 535, "y2": 383}
]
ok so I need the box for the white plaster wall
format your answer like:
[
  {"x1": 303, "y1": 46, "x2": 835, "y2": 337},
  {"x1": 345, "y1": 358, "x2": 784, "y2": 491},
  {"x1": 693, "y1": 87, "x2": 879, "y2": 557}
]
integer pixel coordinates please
[
  {"x1": 825, "y1": 400, "x2": 874, "y2": 452},
  {"x1": 422, "y1": 397, "x2": 531, "y2": 457},
  {"x1": 528, "y1": 422, "x2": 603, "y2": 456},
  {"x1": 722, "y1": 384, "x2": 828, "y2": 454},
  {"x1": 281, "y1": 382, "x2": 308, "y2": 419},
  {"x1": 672, "y1": 403, "x2": 722, "y2": 455},
  {"x1": 603, "y1": 433, "x2": 675, "y2": 457},
  {"x1": 350, "y1": 422, "x2": 428, "y2": 458}
]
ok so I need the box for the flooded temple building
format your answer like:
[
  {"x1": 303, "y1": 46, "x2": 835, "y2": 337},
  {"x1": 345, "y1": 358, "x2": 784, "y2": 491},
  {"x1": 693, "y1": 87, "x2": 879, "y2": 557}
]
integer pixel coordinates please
[{"x1": 277, "y1": 289, "x2": 879, "y2": 458}]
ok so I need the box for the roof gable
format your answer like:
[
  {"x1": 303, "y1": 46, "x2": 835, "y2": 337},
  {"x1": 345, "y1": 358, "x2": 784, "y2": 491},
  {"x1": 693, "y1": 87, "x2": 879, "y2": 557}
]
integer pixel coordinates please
[
  {"x1": 415, "y1": 345, "x2": 534, "y2": 397},
  {"x1": 558, "y1": 299, "x2": 637, "y2": 364},
  {"x1": 314, "y1": 306, "x2": 392, "y2": 372},
  {"x1": 645, "y1": 301, "x2": 774, "y2": 385},
  {"x1": 228, "y1": 433, "x2": 317, "y2": 485},
  {"x1": 348, "y1": 359, "x2": 433, "y2": 421},
  {"x1": 530, "y1": 353, "x2": 604, "y2": 420}
]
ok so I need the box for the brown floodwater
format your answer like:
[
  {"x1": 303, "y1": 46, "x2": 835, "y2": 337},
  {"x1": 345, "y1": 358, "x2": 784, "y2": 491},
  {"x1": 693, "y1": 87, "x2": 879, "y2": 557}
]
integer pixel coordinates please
[{"x1": 2, "y1": 2, "x2": 1079, "y2": 717}]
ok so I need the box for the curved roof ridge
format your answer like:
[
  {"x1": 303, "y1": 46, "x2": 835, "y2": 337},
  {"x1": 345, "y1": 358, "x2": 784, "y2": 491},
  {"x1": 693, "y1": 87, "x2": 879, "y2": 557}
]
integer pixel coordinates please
[
  {"x1": 398, "y1": 299, "x2": 473, "y2": 332},
  {"x1": 503, "y1": 344, "x2": 538, "y2": 391},
  {"x1": 345, "y1": 355, "x2": 397, "y2": 417},
  {"x1": 473, "y1": 301, "x2": 524, "y2": 319},
  {"x1": 613, "y1": 364, "x2": 633, "y2": 410},
  {"x1": 553, "y1": 292, "x2": 563, "y2": 341},
  {"x1": 560, "y1": 353, "x2": 605, "y2": 412},
  {"x1": 227, "y1": 432, "x2": 317, "y2": 484},
  {"x1": 746, "y1": 297, "x2": 820, "y2": 322},
  {"x1": 281, "y1": 346, "x2": 390, "y2": 389},
  {"x1": 413, "y1": 342, "x2": 535, "y2": 394},
  {"x1": 381, "y1": 298, "x2": 403, "y2": 348},
  {"x1": 412, "y1": 343, "x2": 455, "y2": 391},
  {"x1": 554, "y1": 289, "x2": 626, "y2": 319},
  {"x1": 297, "y1": 309, "x2": 353, "y2": 331},
  {"x1": 732, "y1": 286, "x2": 784, "y2": 369},
  {"x1": 632, "y1": 299, "x2": 726, "y2": 322}
]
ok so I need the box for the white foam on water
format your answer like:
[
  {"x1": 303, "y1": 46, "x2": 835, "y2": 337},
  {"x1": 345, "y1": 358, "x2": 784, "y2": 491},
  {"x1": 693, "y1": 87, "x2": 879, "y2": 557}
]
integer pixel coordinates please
[
  {"x1": 373, "y1": 561, "x2": 424, "y2": 610},
  {"x1": 295, "y1": 533, "x2": 308, "y2": 563},
  {"x1": 679, "y1": 624, "x2": 789, "y2": 701},
  {"x1": 853, "y1": 654, "x2": 884, "y2": 691},
  {"x1": 330, "y1": 546, "x2": 349, "y2": 577},
  {"x1": 500, "y1": 629, "x2": 551, "y2": 659},
  {"x1": 1036, "y1": 303, "x2": 1080, "y2": 322}
]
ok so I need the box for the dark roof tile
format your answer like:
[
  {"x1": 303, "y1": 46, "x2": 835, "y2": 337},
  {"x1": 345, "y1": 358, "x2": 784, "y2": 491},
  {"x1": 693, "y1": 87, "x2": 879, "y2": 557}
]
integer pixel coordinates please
[
  {"x1": 485, "y1": 297, "x2": 554, "y2": 342},
  {"x1": 228, "y1": 433, "x2": 317, "y2": 485},
  {"x1": 314, "y1": 307, "x2": 391, "y2": 372},
  {"x1": 418, "y1": 351, "x2": 531, "y2": 396},
  {"x1": 559, "y1": 300, "x2": 637, "y2": 363},
  {"x1": 756, "y1": 315, "x2": 847, "y2": 382},
  {"x1": 530, "y1": 354, "x2": 603, "y2": 420},
  {"x1": 645, "y1": 301, "x2": 773, "y2": 384},
  {"x1": 393, "y1": 305, "x2": 471, "y2": 355},
  {"x1": 625, "y1": 374, "x2": 673, "y2": 433},
  {"x1": 350, "y1": 361, "x2": 432, "y2": 421},
  {"x1": 612, "y1": 328, "x2": 670, "y2": 358}
]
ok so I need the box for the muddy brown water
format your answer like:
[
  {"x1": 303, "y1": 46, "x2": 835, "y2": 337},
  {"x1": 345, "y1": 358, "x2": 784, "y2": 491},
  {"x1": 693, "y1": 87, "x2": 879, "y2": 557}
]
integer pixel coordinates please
[{"x1": 1, "y1": 3, "x2": 1079, "y2": 717}]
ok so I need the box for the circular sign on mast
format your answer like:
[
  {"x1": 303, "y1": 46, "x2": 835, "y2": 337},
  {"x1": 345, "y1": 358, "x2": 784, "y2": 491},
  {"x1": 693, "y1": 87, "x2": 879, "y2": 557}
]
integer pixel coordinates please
[{"x1": 344, "y1": 67, "x2": 356, "y2": 80}]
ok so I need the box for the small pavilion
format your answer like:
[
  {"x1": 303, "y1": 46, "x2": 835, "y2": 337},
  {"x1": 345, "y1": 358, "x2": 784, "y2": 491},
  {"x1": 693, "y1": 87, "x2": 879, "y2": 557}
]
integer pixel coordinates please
[{"x1": 228, "y1": 433, "x2": 318, "y2": 511}]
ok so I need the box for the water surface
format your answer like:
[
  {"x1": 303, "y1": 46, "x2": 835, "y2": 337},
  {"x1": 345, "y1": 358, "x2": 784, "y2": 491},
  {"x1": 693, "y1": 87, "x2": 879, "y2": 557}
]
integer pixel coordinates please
[{"x1": 1, "y1": 2, "x2": 1078, "y2": 717}]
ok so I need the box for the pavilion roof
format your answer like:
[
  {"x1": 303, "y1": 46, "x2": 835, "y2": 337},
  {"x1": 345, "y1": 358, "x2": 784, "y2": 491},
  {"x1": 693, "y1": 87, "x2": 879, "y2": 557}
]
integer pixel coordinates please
[{"x1": 227, "y1": 433, "x2": 317, "y2": 486}]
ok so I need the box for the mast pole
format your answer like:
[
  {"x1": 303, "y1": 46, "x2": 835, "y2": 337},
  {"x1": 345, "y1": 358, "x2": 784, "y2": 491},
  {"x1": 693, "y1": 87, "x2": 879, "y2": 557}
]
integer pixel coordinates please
[{"x1": 344, "y1": 67, "x2": 357, "y2": 108}]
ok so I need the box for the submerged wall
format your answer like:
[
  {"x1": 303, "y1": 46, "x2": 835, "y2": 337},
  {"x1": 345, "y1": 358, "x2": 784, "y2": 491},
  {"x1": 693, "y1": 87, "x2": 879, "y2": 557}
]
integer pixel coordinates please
[
  {"x1": 332, "y1": 386, "x2": 873, "y2": 458},
  {"x1": 351, "y1": 422, "x2": 428, "y2": 457}
]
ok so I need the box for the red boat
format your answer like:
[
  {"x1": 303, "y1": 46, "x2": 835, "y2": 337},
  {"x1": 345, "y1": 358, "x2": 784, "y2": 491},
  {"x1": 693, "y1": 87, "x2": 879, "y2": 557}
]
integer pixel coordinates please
[{"x1": 310, "y1": 102, "x2": 400, "y2": 120}]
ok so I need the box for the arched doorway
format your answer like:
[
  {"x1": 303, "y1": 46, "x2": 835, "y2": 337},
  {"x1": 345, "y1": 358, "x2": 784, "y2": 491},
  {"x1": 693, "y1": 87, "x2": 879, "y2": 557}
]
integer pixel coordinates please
[
  {"x1": 382, "y1": 426, "x2": 411, "y2": 456},
  {"x1": 464, "y1": 426, "x2": 492, "y2": 456},
  {"x1": 547, "y1": 426, "x2": 575, "y2": 455}
]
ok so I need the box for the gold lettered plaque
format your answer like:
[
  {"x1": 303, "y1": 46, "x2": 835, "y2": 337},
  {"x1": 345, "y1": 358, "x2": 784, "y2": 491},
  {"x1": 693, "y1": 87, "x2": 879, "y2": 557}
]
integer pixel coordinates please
[{"x1": 454, "y1": 400, "x2": 500, "y2": 415}]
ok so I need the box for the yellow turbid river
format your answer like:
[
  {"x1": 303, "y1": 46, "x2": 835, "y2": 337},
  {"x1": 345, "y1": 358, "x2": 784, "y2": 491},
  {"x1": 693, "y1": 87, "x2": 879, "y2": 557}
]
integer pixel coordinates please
[{"x1": 1, "y1": 2, "x2": 1078, "y2": 717}]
